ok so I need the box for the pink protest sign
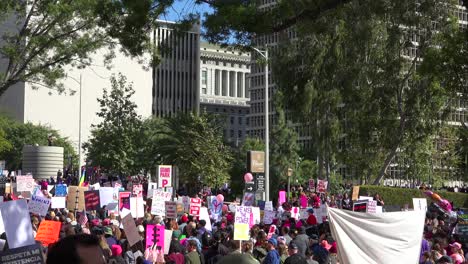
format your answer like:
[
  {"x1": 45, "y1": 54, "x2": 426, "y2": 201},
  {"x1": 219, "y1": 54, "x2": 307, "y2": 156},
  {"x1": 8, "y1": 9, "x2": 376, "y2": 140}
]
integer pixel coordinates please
[
  {"x1": 300, "y1": 195, "x2": 308, "y2": 208},
  {"x1": 279, "y1": 191, "x2": 286, "y2": 205},
  {"x1": 190, "y1": 198, "x2": 201, "y2": 219},
  {"x1": 157, "y1": 165, "x2": 172, "y2": 188},
  {"x1": 145, "y1": 224, "x2": 165, "y2": 250}
]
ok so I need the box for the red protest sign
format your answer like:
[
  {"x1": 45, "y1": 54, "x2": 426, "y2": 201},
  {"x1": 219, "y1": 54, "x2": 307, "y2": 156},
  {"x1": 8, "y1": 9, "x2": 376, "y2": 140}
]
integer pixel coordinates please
[{"x1": 35, "y1": 220, "x2": 61, "y2": 246}]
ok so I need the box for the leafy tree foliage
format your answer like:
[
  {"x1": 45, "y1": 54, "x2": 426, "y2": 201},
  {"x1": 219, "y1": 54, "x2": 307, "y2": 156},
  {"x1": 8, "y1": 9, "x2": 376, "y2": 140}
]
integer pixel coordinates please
[
  {"x1": 83, "y1": 73, "x2": 142, "y2": 176},
  {"x1": 0, "y1": 114, "x2": 78, "y2": 171}
]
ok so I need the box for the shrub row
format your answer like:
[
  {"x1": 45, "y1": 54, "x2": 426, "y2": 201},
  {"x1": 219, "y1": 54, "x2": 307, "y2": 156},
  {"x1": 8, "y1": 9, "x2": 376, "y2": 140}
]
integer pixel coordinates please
[{"x1": 358, "y1": 185, "x2": 468, "y2": 209}]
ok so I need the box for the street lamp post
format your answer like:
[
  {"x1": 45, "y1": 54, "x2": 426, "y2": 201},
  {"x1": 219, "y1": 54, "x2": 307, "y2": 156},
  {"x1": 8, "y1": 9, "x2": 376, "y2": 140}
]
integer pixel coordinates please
[
  {"x1": 67, "y1": 74, "x2": 82, "y2": 169},
  {"x1": 252, "y1": 46, "x2": 269, "y2": 201}
]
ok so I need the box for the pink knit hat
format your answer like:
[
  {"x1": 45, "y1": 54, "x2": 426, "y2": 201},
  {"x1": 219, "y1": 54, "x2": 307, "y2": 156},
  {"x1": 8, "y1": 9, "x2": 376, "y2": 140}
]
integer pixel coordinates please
[{"x1": 111, "y1": 244, "x2": 122, "y2": 256}]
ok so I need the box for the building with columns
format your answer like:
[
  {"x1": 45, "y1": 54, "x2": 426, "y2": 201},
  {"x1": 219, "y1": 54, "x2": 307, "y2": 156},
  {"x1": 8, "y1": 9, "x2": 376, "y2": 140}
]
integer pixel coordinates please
[{"x1": 199, "y1": 42, "x2": 251, "y2": 145}]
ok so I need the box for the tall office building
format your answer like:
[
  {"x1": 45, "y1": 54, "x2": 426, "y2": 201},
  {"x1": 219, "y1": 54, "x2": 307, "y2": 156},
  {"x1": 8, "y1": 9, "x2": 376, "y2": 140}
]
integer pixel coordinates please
[
  {"x1": 152, "y1": 20, "x2": 201, "y2": 117},
  {"x1": 199, "y1": 42, "x2": 251, "y2": 144}
]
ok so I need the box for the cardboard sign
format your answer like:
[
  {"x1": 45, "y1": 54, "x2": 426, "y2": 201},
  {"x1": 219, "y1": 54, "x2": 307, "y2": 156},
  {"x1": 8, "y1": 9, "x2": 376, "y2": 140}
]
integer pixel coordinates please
[
  {"x1": 121, "y1": 213, "x2": 141, "y2": 247},
  {"x1": 67, "y1": 186, "x2": 87, "y2": 211},
  {"x1": 51, "y1": 197, "x2": 66, "y2": 209},
  {"x1": 189, "y1": 198, "x2": 202, "y2": 218},
  {"x1": 234, "y1": 206, "x2": 251, "y2": 240},
  {"x1": 0, "y1": 244, "x2": 44, "y2": 264},
  {"x1": 165, "y1": 201, "x2": 177, "y2": 219},
  {"x1": 367, "y1": 200, "x2": 377, "y2": 214},
  {"x1": 133, "y1": 184, "x2": 143, "y2": 198},
  {"x1": 130, "y1": 197, "x2": 144, "y2": 218},
  {"x1": 16, "y1": 175, "x2": 34, "y2": 192},
  {"x1": 151, "y1": 190, "x2": 171, "y2": 216},
  {"x1": 263, "y1": 210, "x2": 276, "y2": 224},
  {"x1": 317, "y1": 180, "x2": 328, "y2": 193},
  {"x1": 412, "y1": 198, "x2": 428, "y2": 212},
  {"x1": 351, "y1": 186, "x2": 360, "y2": 201},
  {"x1": 28, "y1": 195, "x2": 51, "y2": 217},
  {"x1": 119, "y1": 192, "x2": 131, "y2": 212},
  {"x1": 308, "y1": 179, "x2": 315, "y2": 191},
  {"x1": 145, "y1": 224, "x2": 165, "y2": 249},
  {"x1": 35, "y1": 220, "x2": 61, "y2": 246},
  {"x1": 352, "y1": 200, "x2": 368, "y2": 212},
  {"x1": 84, "y1": 190, "x2": 101, "y2": 211},
  {"x1": 55, "y1": 184, "x2": 67, "y2": 197},
  {"x1": 0, "y1": 200, "x2": 35, "y2": 249},
  {"x1": 157, "y1": 165, "x2": 172, "y2": 188}
]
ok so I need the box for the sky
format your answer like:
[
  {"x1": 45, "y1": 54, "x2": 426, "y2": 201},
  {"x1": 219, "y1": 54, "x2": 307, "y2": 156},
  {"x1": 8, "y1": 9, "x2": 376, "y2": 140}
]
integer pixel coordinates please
[{"x1": 161, "y1": 0, "x2": 212, "y2": 22}]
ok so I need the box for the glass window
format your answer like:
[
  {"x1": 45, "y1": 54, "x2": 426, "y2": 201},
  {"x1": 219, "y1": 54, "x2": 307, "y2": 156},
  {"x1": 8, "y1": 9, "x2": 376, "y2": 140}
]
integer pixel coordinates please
[{"x1": 202, "y1": 70, "x2": 207, "y2": 85}]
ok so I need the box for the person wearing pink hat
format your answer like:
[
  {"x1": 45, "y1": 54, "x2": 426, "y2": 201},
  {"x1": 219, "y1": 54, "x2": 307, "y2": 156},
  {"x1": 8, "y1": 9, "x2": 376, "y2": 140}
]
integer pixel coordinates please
[
  {"x1": 109, "y1": 244, "x2": 125, "y2": 264},
  {"x1": 449, "y1": 242, "x2": 465, "y2": 264}
]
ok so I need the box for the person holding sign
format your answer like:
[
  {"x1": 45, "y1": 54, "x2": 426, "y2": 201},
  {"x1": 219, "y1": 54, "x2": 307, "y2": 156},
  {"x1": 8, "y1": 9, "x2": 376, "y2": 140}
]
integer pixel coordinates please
[{"x1": 374, "y1": 193, "x2": 385, "y2": 206}]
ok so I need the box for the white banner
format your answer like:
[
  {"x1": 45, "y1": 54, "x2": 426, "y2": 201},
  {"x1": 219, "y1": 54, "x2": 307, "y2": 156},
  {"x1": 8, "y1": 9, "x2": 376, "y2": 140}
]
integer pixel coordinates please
[
  {"x1": 157, "y1": 165, "x2": 172, "y2": 188},
  {"x1": 327, "y1": 207, "x2": 425, "y2": 264}
]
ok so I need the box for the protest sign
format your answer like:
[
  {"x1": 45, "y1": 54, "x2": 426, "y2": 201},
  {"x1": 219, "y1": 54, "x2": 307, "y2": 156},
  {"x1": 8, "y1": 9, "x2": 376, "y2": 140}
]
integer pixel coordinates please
[
  {"x1": 165, "y1": 201, "x2": 177, "y2": 219},
  {"x1": 35, "y1": 220, "x2": 61, "y2": 246},
  {"x1": 265, "y1": 201, "x2": 273, "y2": 211},
  {"x1": 180, "y1": 196, "x2": 190, "y2": 213},
  {"x1": 359, "y1": 196, "x2": 373, "y2": 201},
  {"x1": 189, "y1": 198, "x2": 202, "y2": 218},
  {"x1": 16, "y1": 175, "x2": 34, "y2": 192},
  {"x1": 278, "y1": 191, "x2": 286, "y2": 205},
  {"x1": 291, "y1": 207, "x2": 300, "y2": 220},
  {"x1": 317, "y1": 180, "x2": 328, "y2": 193},
  {"x1": 157, "y1": 165, "x2": 172, "y2": 188},
  {"x1": 145, "y1": 224, "x2": 165, "y2": 250},
  {"x1": 91, "y1": 183, "x2": 100, "y2": 190},
  {"x1": 352, "y1": 186, "x2": 360, "y2": 201},
  {"x1": 165, "y1": 187, "x2": 173, "y2": 196},
  {"x1": 353, "y1": 200, "x2": 368, "y2": 212},
  {"x1": 209, "y1": 196, "x2": 223, "y2": 220},
  {"x1": 163, "y1": 230, "x2": 172, "y2": 254},
  {"x1": 147, "y1": 183, "x2": 158, "y2": 198},
  {"x1": 263, "y1": 210, "x2": 276, "y2": 224},
  {"x1": 151, "y1": 190, "x2": 171, "y2": 216},
  {"x1": 300, "y1": 196, "x2": 308, "y2": 208},
  {"x1": 367, "y1": 200, "x2": 377, "y2": 214},
  {"x1": 130, "y1": 197, "x2": 144, "y2": 218},
  {"x1": 0, "y1": 200, "x2": 35, "y2": 249},
  {"x1": 121, "y1": 214, "x2": 141, "y2": 247},
  {"x1": 252, "y1": 207, "x2": 261, "y2": 226},
  {"x1": 199, "y1": 207, "x2": 212, "y2": 231},
  {"x1": 300, "y1": 209, "x2": 309, "y2": 220},
  {"x1": 99, "y1": 187, "x2": 115, "y2": 207},
  {"x1": 118, "y1": 192, "x2": 131, "y2": 212},
  {"x1": 234, "y1": 206, "x2": 251, "y2": 240},
  {"x1": 55, "y1": 184, "x2": 67, "y2": 197},
  {"x1": 114, "y1": 182, "x2": 122, "y2": 189},
  {"x1": 0, "y1": 244, "x2": 44, "y2": 264},
  {"x1": 267, "y1": 225, "x2": 276, "y2": 239},
  {"x1": 28, "y1": 195, "x2": 51, "y2": 217},
  {"x1": 84, "y1": 190, "x2": 101, "y2": 211},
  {"x1": 132, "y1": 184, "x2": 143, "y2": 198},
  {"x1": 51, "y1": 197, "x2": 66, "y2": 209},
  {"x1": 228, "y1": 204, "x2": 237, "y2": 212},
  {"x1": 308, "y1": 179, "x2": 315, "y2": 192},
  {"x1": 67, "y1": 186, "x2": 86, "y2": 211},
  {"x1": 412, "y1": 198, "x2": 428, "y2": 212},
  {"x1": 242, "y1": 192, "x2": 255, "y2": 206}
]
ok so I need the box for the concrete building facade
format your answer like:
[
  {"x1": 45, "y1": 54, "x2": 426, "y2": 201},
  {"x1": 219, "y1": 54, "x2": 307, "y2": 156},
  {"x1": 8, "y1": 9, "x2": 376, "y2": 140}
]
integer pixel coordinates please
[{"x1": 199, "y1": 42, "x2": 251, "y2": 144}]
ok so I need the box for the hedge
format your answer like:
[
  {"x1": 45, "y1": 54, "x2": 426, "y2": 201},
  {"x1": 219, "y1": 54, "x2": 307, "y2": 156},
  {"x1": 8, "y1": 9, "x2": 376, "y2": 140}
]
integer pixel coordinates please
[{"x1": 358, "y1": 185, "x2": 468, "y2": 209}]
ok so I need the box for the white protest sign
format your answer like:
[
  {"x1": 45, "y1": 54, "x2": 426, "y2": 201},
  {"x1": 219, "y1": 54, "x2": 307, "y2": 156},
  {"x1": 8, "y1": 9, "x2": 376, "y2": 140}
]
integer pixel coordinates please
[
  {"x1": 130, "y1": 197, "x2": 144, "y2": 218},
  {"x1": 291, "y1": 207, "x2": 300, "y2": 220},
  {"x1": 91, "y1": 183, "x2": 101, "y2": 190},
  {"x1": 0, "y1": 200, "x2": 35, "y2": 248},
  {"x1": 359, "y1": 196, "x2": 373, "y2": 201},
  {"x1": 199, "y1": 207, "x2": 212, "y2": 231},
  {"x1": 263, "y1": 210, "x2": 276, "y2": 224},
  {"x1": 252, "y1": 207, "x2": 261, "y2": 225},
  {"x1": 147, "y1": 183, "x2": 158, "y2": 198},
  {"x1": 165, "y1": 201, "x2": 177, "y2": 219},
  {"x1": 412, "y1": 198, "x2": 427, "y2": 212},
  {"x1": 265, "y1": 201, "x2": 273, "y2": 211},
  {"x1": 367, "y1": 200, "x2": 377, "y2": 214},
  {"x1": 28, "y1": 195, "x2": 51, "y2": 216},
  {"x1": 51, "y1": 197, "x2": 66, "y2": 209},
  {"x1": 151, "y1": 190, "x2": 171, "y2": 216},
  {"x1": 16, "y1": 175, "x2": 34, "y2": 192},
  {"x1": 99, "y1": 187, "x2": 115, "y2": 207}
]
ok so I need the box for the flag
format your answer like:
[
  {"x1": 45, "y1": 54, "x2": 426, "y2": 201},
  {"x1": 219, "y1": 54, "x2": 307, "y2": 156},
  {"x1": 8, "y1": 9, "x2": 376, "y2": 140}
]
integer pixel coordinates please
[
  {"x1": 79, "y1": 166, "x2": 86, "y2": 187},
  {"x1": 78, "y1": 210, "x2": 88, "y2": 226}
]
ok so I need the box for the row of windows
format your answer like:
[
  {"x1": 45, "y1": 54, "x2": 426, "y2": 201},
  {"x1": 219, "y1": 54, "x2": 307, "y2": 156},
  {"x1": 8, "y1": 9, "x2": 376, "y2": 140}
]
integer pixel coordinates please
[
  {"x1": 223, "y1": 129, "x2": 245, "y2": 139},
  {"x1": 201, "y1": 59, "x2": 250, "y2": 69}
]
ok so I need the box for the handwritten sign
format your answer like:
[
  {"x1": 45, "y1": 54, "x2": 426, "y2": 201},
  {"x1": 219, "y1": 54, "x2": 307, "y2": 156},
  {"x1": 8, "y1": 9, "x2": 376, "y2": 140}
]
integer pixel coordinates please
[
  {"x1": 165, "y1": 201, "x2": 177, "y2": 219},
  {"x1": 189, "y1": 198, "x2": 202, "y2": 218},
  {"x1": 263, "y1": 210, "x2": 276, "y2": 224},
  {"x1": 0, "y1": 244, "x2": 44, "y2": 264},
  {"x1": 234, "y1": 206, "x2": 252, "y2": 240},
  {"x1": 122, "y1": 214, "x2": 141, "y2": 247},
  {"x1": 367, "y1": 200, "x2": 377, "y2": 214},
  {"x1": 133, "y1": 184, "x2": 143, "y2": 198},
  {"x1": 84, "y1": 190, "x2": 101, "y2": 211},
  {"x1": 119, "y1": 192, "x2": 131, "y2": 212},
  {"x1": 151, "y1": 190, "x2": 171, "y2": 216},
  {"x1": 317, "y1": 180, "x2": 328, "y2": 193},
  {"x1": 55, "y1": 184, "x2": 67, "y2": 197},
  {"x1": 28, "y1": 195, "x2": 51, "y2": 216},
  {"x1": 35, "y1": 220, "x2": 61, "y2": 246},
  {"x1": 157, "y1": 165, "x2": 172, "y2": 188},
  {"x1": 16, "y1": 175, "x2": 34, "y2": 192}
]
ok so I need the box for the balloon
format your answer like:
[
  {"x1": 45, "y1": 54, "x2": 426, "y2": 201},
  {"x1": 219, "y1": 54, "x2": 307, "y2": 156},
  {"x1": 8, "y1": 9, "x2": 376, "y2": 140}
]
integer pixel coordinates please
[
  {"x1": 222, "y1": 204, "x2": 228, "y2": 212},
  {"x1": 438, "y1": 199, "x2": 452, "y2": 212},
  {"x1": 216, "y1": 194, "x2": 224, "y2": 203},
  {"x1": 244, "y1": 173, "x2": 253, "y2": 183},
  {"x1": 423, "y1": 191, "x2": 433, "y2": 197},
  {"x1": 431, "y1": 193, "x2": 441, "y2": 201}
]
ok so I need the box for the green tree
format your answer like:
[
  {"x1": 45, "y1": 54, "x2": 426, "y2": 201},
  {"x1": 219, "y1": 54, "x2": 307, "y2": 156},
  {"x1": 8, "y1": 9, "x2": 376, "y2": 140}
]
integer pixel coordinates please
[
  {"x1": 0, "y1": 0, "x2": 173, "y2": 96},
  {"x1": 158, "y1": 113, "x2": 232, "y2": 191},
  {"x1": 83, "y1": 73, "x2": 142, "y2": 176},
  {"x1": 296, "y1": 159, "x2": 318, "y2": 185},
  {"x1": 0, "y1": 114, "x2": 77, "y2": 171}
]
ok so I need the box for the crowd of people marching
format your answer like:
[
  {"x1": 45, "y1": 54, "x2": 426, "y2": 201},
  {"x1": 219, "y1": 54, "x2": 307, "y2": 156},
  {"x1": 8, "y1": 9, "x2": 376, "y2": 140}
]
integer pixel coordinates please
[{"x1": 0, "y1": 177, "x2": 467, "y2": 264}]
